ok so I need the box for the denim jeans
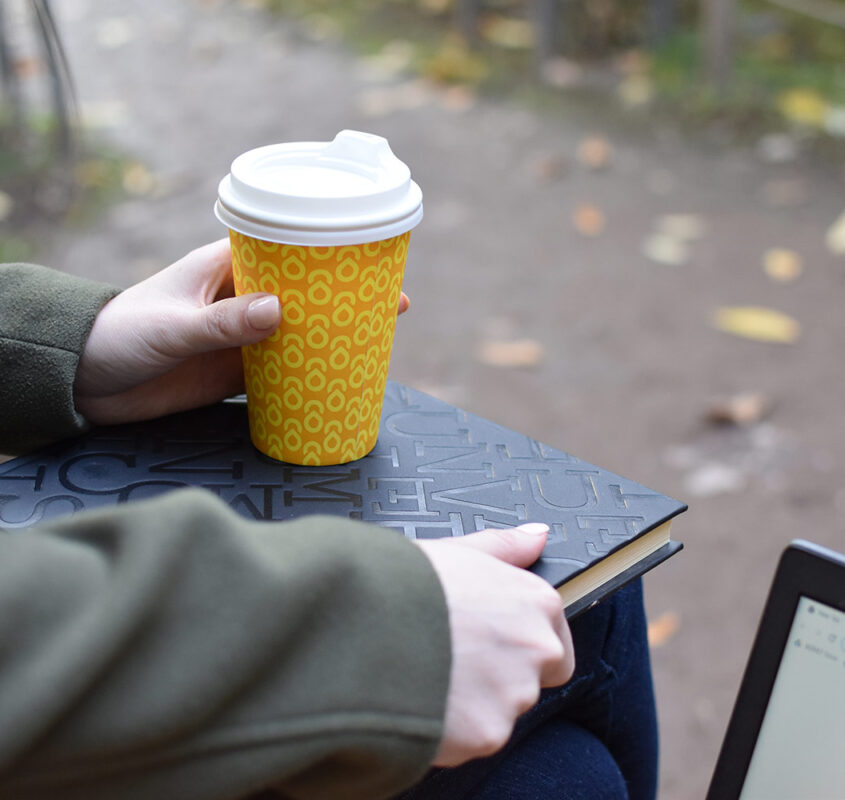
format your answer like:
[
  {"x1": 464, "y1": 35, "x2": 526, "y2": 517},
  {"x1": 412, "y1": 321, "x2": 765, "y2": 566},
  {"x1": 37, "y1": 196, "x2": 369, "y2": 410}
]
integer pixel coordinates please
[{"x1": 397, "y1": 579, "x2": 658, "y2": 800}]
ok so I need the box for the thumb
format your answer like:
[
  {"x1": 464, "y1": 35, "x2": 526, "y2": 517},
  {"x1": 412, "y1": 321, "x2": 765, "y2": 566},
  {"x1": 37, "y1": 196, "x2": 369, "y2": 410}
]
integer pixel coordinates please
[
  {"x1": 452, "y1": 523, "x2": 549, "y2": 568},
  {"x1": 186, "y1": 293, "x2": 281, "y2": 352}
]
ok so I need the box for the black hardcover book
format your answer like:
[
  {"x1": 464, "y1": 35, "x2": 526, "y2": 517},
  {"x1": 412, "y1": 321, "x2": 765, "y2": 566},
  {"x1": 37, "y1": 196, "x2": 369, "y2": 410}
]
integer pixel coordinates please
[{"x1": 0, "y1": 382, "x2": 685, "y2": 617}]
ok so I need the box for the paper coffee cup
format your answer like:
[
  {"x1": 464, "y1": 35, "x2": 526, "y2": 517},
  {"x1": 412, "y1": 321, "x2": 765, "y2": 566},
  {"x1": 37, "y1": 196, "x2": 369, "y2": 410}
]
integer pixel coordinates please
[{"x1": 215, "y1": 130, "x2": 423, "y2": 465}]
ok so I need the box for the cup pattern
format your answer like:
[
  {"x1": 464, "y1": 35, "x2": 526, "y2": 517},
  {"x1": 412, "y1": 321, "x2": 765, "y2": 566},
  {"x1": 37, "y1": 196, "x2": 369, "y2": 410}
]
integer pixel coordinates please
[{"x1": 230, "y1": 230, "x2": 409, "y2": 465}]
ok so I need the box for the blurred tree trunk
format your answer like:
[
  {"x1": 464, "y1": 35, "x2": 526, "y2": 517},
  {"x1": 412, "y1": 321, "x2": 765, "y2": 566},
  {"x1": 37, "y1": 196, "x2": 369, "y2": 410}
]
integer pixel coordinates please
[
  {"x1": 701, "y1": 0, "x2": 736, "y2": 94},
  {"x1": 531, "y1": 0, "x2": 557, "y2": 61},
  {"x1": 649, "y1": 0, "x2": 676, "y2": 45},
  {"x1": 455, "y1": 0, "x2": 481, "y2": 43},
  {"x1": 0, "y1": 0, "x2": 25, "y2": 134}
]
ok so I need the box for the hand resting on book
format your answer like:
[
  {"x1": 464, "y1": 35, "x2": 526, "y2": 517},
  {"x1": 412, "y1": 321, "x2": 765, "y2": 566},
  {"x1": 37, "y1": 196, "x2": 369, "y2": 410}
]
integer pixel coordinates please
[{"x1": 418, "y1": 523, "x2": 575, "y2": 767}]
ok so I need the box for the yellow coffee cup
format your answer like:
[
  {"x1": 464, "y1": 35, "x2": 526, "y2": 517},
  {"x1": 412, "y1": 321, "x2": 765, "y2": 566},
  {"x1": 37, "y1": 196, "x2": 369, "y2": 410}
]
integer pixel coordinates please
[{"x1": 215, "y1": 131, "x2": 423, "y2": 465}]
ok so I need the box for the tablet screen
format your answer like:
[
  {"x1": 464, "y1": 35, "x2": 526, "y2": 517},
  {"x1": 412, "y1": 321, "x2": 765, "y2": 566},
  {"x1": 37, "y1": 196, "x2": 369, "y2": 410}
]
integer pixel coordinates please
[{"x1": 739, "y1": 596, "x2": 845, "y2": 799}]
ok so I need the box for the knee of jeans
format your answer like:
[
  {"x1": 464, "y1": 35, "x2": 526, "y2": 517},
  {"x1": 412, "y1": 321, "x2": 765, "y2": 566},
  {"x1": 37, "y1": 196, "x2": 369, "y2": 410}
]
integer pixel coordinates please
[{"x1": 600, "y1": 580, "x2": 650, "y2": 669}]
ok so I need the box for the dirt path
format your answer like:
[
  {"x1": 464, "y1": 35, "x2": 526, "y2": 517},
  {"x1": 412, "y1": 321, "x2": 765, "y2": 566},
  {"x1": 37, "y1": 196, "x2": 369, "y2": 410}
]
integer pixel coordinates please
[{"x1": 47, "y1": 2, "x2": 845, "y2": 797}]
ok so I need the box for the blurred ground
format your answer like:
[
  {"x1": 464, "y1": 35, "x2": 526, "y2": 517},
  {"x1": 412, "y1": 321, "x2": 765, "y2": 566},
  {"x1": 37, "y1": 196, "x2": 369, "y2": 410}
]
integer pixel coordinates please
[{"x1": 30, "y1": 1, "x2": 845, "y2": 797}]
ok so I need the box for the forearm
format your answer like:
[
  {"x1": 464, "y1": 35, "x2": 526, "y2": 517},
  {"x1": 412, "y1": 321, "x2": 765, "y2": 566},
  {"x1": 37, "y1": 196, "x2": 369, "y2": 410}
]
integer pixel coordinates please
[
  {"x1": 0, "y1": 489, "x2": 450, "y2": 800},
  {"x1": 0, "y1": 264, "x2": 120, "y2": 455}
]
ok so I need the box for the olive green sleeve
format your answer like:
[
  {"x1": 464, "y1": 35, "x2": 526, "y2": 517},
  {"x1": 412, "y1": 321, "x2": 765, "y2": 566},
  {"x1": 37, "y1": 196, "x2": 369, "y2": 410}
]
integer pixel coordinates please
[
  {"x1": 0, "y1": 488, "x2": 451, "y2": 799},
  {"x1": 0, "y1": 263, "x2": 121, "y2": 455}
]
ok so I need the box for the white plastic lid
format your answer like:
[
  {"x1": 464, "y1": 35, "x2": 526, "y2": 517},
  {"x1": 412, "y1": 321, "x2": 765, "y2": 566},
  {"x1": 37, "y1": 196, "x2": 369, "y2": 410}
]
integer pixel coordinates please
[{"x1": 215, "y1": 130, "x2": 423, "y2": 246}]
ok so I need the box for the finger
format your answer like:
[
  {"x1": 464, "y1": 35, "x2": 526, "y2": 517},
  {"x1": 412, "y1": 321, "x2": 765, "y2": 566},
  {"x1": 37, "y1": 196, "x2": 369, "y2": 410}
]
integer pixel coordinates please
[
  {"x1": 77, "y1": 348, "x2": 246, "y2": 426},
  {"x1": 168, "y1": 239, "x2": 233, "y2": 300},
  {"x1": 397, "y1": 292, "x2": 410, "y2": 315},
  {"x1": 450, "y1": 524, "x2": 549, "y2": 568},
  {"x1": 182, "y1": 292, "x2": 281, "y2": 354}
]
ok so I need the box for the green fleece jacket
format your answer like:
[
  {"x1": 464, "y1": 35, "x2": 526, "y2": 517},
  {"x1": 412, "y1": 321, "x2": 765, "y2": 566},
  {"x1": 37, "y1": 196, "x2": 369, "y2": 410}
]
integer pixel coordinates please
[{"x1": 0, "y1": 264, "x2": 451, "y2": 800}]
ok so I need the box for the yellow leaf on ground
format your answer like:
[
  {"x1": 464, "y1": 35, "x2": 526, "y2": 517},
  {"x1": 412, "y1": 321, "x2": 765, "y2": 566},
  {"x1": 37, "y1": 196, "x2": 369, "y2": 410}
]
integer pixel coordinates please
[
  {"x1": 763, "y1": 248, "x2": 803, "y2": 282},
  {"x1": 617, "y1": 74, "x2": 654, "y2": 107},
  {"x1": 481, "y1": 16, "x2": 534, "y2": 49},
  {"x1": 477, "y1": 339, "x2": 544, "y2": 368},
  {"x1": 648, "y1": 611, "x2": 681, "y2": 648},
  {"x1": 712, "y1": 306, "x2": 801, "y2": 344},
  {"x1": 826, "y1": 211, "x2": 845, "y2": 255},
  {"x1": 423, "y1": 37, "x2": 488, "y2": 84},
  {"x1": 576, "y1": 136, "x2": 613, "y2": 170},
  {"x1": 122, "y1": 163, "x2": 156, "y2": 196},
  {"x1": 642, "y1": 233, "x2": 689, "y2": 266},
  {"x1": 777, "y1": 88, "x2": 828, "y2": 128},
  {"x1": 656, "y1": 214, "x2": 706, "y2": 241},
  {"x1": 573, "y1": 203, "x2": 605, "y2": 237}
]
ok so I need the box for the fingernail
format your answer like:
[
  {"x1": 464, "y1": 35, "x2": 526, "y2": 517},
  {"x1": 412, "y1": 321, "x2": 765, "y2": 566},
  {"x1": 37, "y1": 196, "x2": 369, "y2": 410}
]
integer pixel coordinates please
[
  {"x1": 247, "y1": 296, "x2": 280, "y2": 329},
  {"x1": 517, "y1": 523, "x2": 549, "y2": 535}
]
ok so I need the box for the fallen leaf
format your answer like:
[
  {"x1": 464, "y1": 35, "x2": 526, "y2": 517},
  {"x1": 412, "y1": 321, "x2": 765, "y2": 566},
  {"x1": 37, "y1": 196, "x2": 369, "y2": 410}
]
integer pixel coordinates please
[
  {"x1": 617, "y1": 74, "x2": 654, "y2": 108},
  {"x1": 80, "y1": 100, "x2": 130, "y2": 129},
  {"x1": 540, "y1": 57, "x2": 583, "y2": 89},
  {"x1": 576, "y1": 136, "x2": 613, "y2": 170},
  {"x1": 763, "y1": 248, "x2": 803, "y2": 282},
  {"x1": 423, "y1": 37, "x2": 488, "y2": 84},
  {"x1": 481, "y1": 15, "x2": 534, "y2": 49},
  {"x1": 825, "y1": 106, "x2": 845, "y2": 138},
  {"x1": 358, "y1": 80, "x2": 433, "y2": 117},
  {"x1": 684, "y1": 463, "x2": 746, "y2": 497},
  {"x1": 96, "y1": 18, "x2": 137, "y2": 50},
  {"x1": 529, "y1": 152, "x2": 567, "y2": 181},
  {"x1": 705, "y1": 392, "x2": 772, "y2": 426},
  {"x1": 642, "y1": 233, "x2": 689, "y2": 266},
  {"x1": 826, "y1": 211, "x2": 845, "y2": 256},
  {"x1": 477, "y1": 339, "x2": 544, "y2": 368},
  {"x1": 438, "y1": 84, "x2": 477, "y2": 112},
  {"x1": 615, "y1": 49, "x2": 651, "y2": 76},
  {"x1": 711, "y1": 306, "x2": 801, "y2": 344},
  {"x1": 778, "y1": 88, "x2": 828, "y2": 128},
  {"x1": 361, "y1": 40, "x2": 415, "y2": 78},
  {"x1": 656, "y1": 214, "x2": 706, "y2": 241},
  {"x1": 573, "y1": 203, "x2": 605, "y2": 237},
  {"x1": 122, "y1": 163, "x2": 156, "y2": 196},
  {"x1": 756, "y1": 133, "x2": 799, "y2": 164},
  {"x1": 648, "y1": 611, "x2": 681, "y2": 647},
  {"x1": 13, "y1": 57, "x2": 42, "y2": 78}
]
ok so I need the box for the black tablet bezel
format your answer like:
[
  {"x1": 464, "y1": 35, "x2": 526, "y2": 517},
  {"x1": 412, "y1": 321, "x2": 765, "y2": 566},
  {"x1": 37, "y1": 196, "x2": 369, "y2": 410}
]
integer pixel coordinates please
[{"x1": 706, "y1": 539, "x2": 845, "y2": 800}]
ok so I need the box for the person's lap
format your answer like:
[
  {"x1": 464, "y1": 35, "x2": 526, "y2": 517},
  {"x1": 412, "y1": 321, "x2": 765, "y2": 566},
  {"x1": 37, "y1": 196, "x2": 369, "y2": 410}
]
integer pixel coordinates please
[{"x1": 397, "y1": 579, "x2": 658, "y2": 800}]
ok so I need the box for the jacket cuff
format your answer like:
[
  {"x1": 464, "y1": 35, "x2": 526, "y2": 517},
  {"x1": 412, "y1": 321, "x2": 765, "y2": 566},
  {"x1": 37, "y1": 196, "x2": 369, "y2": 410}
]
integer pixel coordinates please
[{"x1": 0, "y1": 264, "x2": 120, "y2": 454}]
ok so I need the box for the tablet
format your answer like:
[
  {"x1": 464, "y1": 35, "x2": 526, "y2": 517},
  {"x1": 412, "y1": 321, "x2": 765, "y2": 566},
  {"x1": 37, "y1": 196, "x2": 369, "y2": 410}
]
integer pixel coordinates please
[{"x1": 706, "y1": 540, "x2": 845, "y2": 800}]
